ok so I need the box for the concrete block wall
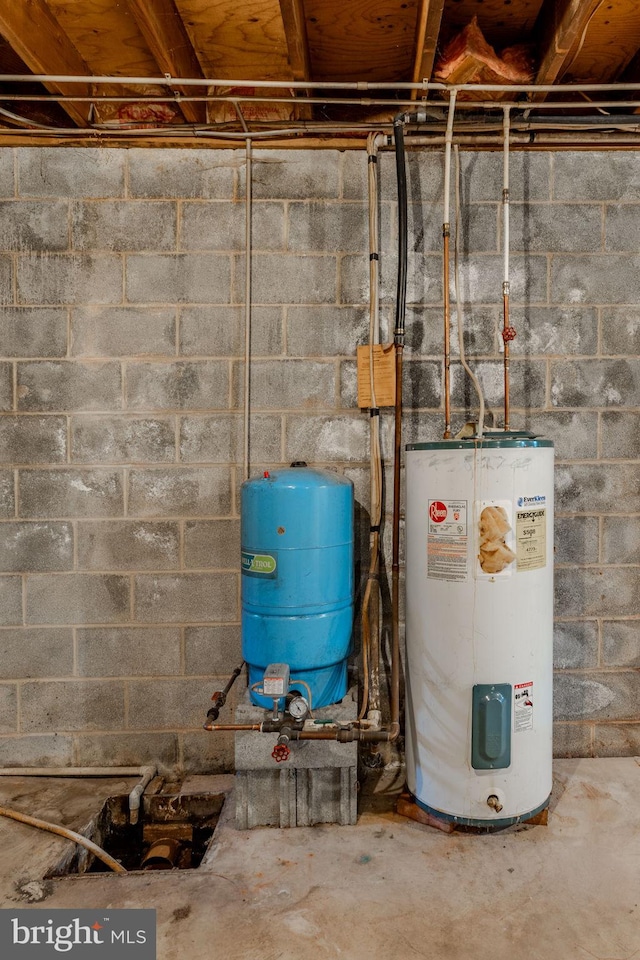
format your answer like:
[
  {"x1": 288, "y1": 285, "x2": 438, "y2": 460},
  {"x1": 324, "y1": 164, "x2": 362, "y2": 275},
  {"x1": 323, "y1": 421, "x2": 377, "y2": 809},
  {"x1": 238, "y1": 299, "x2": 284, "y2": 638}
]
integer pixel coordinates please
[{"x1": 0, "y1": 145, "x2": 637, "y2": 771}]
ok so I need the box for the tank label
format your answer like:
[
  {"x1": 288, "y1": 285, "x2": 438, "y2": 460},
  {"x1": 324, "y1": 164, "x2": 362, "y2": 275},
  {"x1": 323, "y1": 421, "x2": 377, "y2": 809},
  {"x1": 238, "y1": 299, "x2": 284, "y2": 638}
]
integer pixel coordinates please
[
  {"x1": 427, "y1": 499, "x2": 468, "y2": 581},
  {"x1": 515, "y1": 507, "x2": 547, "y2": 571},
  {"x1": 241, "y1": 550, "x2": 278, "y2": 578},
  {"x1": 514, "y1": 681, "x2": 534, "y2": 732}
]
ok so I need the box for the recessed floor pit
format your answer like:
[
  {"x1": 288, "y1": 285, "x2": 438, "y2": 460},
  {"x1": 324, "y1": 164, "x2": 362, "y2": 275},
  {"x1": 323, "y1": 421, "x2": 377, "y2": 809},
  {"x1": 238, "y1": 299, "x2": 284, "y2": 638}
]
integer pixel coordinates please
[{"x1": 47, "y1": 793, "x2": 226, "y2": 877}]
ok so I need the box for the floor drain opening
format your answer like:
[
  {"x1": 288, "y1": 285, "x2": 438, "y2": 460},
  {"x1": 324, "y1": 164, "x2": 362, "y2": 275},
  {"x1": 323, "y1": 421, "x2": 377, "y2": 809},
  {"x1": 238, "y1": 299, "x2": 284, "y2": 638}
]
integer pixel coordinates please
[{"x1": 47, "y1": 793, "x2": 226, "y2": 877}]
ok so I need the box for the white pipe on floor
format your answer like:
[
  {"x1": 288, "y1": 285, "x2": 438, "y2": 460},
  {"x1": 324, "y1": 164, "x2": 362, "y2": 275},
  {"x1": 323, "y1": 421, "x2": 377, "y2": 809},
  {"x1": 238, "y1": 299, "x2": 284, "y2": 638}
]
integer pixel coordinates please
[{"x1": 0, "y1": 766, "x2": 157, "y2": 825}]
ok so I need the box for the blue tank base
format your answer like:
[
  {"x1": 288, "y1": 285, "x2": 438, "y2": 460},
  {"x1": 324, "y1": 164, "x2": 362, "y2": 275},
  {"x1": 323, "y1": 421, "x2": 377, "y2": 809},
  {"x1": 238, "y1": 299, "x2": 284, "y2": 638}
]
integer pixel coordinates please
[
  {"x1": 247, "y1": 660, "x2": 348, "y2": 711},
  {"x1": 411, "y1": 794, "x2": 551, "y2": 830}
]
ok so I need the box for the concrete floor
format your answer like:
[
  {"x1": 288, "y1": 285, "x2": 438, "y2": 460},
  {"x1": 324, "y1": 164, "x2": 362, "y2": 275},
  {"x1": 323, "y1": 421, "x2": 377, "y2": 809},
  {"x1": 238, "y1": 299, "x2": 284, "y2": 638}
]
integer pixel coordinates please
[{"x1": 0, "y1": 758, "x2": 638, "y2": 960}]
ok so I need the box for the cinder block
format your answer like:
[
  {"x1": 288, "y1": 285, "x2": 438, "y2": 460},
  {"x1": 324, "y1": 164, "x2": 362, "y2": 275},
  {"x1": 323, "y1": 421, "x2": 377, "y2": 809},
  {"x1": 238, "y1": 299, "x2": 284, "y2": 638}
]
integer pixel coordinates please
[
  {"x1": 602, "y1": 516, "x2": 640, "y2": 564},
  {"x1": 128, "y1": 148, "x2": 238, "y2": 199},
  {"x1": 74, "y1": 730, "x2": 178, "y2": 773},
  {"x1": 20, "y1": 680, "x2": 125, "y2": 732},
  {"x1": 0, "y1": 150, "x2": 14, "y2": 198},
  {"x1": 0, "y1": 686, "x2": 17, "y2": 732},
  {"x1": 0, "y1": 200, "x2": 69, "y2": 251},
  {"x1": 451, "y1": 359, "x2": 546, "y2": 410},
  {"x1": 0, "y1": 362, "x2": 12, "y2": 410},
  {"x1": 604, "y1": 205, "x2": 640, "y2": 251},
  {"x1": 18, "y1": 360, "x2": 121, "y2": 412},
  {"x1": 77, "y1": 520, "x2": 180, "y2": 571},
  {"x1": 447, "y1": 254, "x2": 548, "y2": 304},
  {"x1": 17, "y1": 254, "x2": 123, "y2": 305},
  {"x1": 554, "y1": 516, "x2": 599, "y2": 565},
  {"x1": 184, "y1": 624, "x2": 242, "y2": 675},
  {"x1": 401, "y1": 411, "x2": 451, "y2": 448},
  {"x1": 555, "y1": 463, "x2": 640, "y2": 513},
  {"x1": 509, "y1": 203, "x2": 601, "y2": 253},
  {"x1": 601, "y1": 412, "x2": 640, "y2": 459},
  {"x1": 127, "y1": 467, "x2": 231, "y2": 518},
  {"x1": 287, "y1": 305, "x2": 368, "y2": 357},
  {"x1": 436, "y1": 203, "x2": 498, "y2": 253},
  {"x1": 184, "y1": 519, "x2": 240, "y2": 569},
  {"x1": 180, "y1": 201, "x2": 244, "y2": 250},
  {"x1": 74, "y1": 733, "x2": 178, "y2": 769},
  {"x1": 126, "y1": 361, "x2": 229, "y2": 411},
  {"x1": 342, "y1": 252, "x2": 442, "y2": 306},
  {"x1": 181, "y1": 731, "x2": 234, "y2": 773},
  {"x1": 0, "y1": 577, "x2": 23, "y2": 625},
  {"x1": 26, "y1": 574, "x2": 130, "y2": 625},
  {"x1": 19, "y1": 469, "x2": 123, "y2": 519},
  {"x1": 523, "y1": 411, "x2": 598, "y2": 461},
  {"x1": 0, "y1": 735, "x2": 73, "y2": 767},
  {"x1": 76, "y1": 626, "x2": 181, "y2": 676},
  {"x1": 0, "y1": 628, "x2": 73, "y2": 678},
  {"x1": 379, "y1": 152, "x2": 445, "y2": 204},
  {"x1": 553, "y1": 722, "x2": 592, "y2": 758},
  {"x1": 340, "y1": 151, "x2": 367, "y2": 201},
  {"x1": 553, "y1": 620, "x2": 598, "y2": 669},
  {"x1": 593, "y1": 724, "x2": 640, "y2": 757},
  {"x1": 72, "y1": 201, "x2": 176, "y2": 251},
  {"x1": 179, "y1": 414, "x2": 281, "y2": 464},
  {"x1": 551, "y1": 359, "x2": 640, "y2": 408},
  {"x1": 403, "y1": 360, "x2": 442, "y2": 409},
  {"x1": 602, "y1": 620, "x2": 640, "y2": 667},
  {"x1": 403, "y1": 305, "x2": 497, "y2": 357},
  {"x1": 555, "y1": 567, "x2": 639, "y2": 618},
  {"x1": 459, "y1": 151, "x2": 552, "y2": 202},
  {"x1": 551, "y1": 255, "x2": 640, "y2": 304},
  {"x1": 0, "y1": 472, "x2": 14, "y2": 518},
  {"x1": 600, "y1": 308, "x2": 640, "y2": 356},
  {"x1": 238, "y1": 359, "x2": 335, "y2": 410},
  {"x1": 127, "y1": 677, "x2": 230, "y2": 728},
  {"x1": 288, "y1": 201, "x2": 368, "y2": 253},
  {"x1": 126, "y1": 254, "x2": 231, "y2": 304},
  {"x1": 0, "y1": 521, "x2": 73, "y2": 572},
  {"x1": 18, "y1": 148, "x2": 125, "y2": 198},
  {"x1": 252, "y1": 201, "x2": 286, "y2": 250},
  {"x1": 179, "y1": 305, "x2": 282, "y2": 357},
  {"x1": 134, "y1": 573, "x2": 238, "y2": 623},
  {"x1": 554, "y1": 671, "x2": 640, "y2": 721},
  {"x1": 0, "y1": 308, "x2": 68, "y2": 358},
  {"x1": 248, "y1": 254, "x2": 337, "y2": 304},
  {"x1": 285, "y1": 415, "x2": 368, "y2": 462},
  {"x1": 0, "y1": 257, "x2": 11, "y2": 304},
  {"x1": 71, "y1": 416, "x2": 176, "y2": 464},
  {"x1": 71, "y1": 306, "x2": 176, "y2": 357},
  {"x1": 509, "y1": 306, "x2": 598, "y2": 356},
  {"x1": 250, "y1": 151, "x2": 340, "y2": 200},
  {"x1": 554, "y1": 152, "x2": 640, "y2": 201},
  {"x1": 0, "y1": 417, "x2": 67, "y2": 464}
]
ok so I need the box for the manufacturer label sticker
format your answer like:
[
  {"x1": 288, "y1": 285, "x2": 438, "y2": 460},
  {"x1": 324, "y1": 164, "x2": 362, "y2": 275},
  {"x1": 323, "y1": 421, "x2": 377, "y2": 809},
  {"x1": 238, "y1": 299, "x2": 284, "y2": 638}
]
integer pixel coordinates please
[
  {"x1": 241, "y1": 551, "x2": 277, "y2": 578},
  {"x1": 427, "y1": 499, "x2": 468, "y2": 581},
  {"x1": 514, "y1": 681, "x2": 534, "y2": 733},
  {"x1": 516, "y1": 506, "x2": 547, "y2": 571}
]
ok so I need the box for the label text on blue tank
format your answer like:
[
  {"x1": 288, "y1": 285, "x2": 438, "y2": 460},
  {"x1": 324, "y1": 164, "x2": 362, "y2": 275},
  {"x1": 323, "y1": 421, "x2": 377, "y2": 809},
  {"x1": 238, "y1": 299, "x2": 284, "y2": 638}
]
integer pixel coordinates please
[{"x1": 241, "y1": 551, "x2": 278, "y2": 578}]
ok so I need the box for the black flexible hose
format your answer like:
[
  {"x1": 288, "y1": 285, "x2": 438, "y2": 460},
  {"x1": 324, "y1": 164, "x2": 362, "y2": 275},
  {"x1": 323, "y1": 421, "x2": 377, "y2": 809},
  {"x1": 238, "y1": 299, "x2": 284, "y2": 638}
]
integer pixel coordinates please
[{"x1": 393, "y1": 117, "x2": 408, "y2": 345}]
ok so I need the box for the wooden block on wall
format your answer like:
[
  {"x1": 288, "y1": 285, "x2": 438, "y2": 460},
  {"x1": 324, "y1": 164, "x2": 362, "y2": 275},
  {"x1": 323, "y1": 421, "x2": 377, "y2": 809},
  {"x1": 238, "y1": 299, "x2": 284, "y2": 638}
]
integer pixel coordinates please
[{"x1": 356, "y1": 344, "x2": 396, "y2": 408}]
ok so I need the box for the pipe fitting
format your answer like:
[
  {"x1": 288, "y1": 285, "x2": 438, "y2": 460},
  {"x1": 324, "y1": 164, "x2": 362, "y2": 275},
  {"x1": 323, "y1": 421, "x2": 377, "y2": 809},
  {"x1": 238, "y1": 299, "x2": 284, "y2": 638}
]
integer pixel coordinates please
[{"x1": 487, "y1": 794, "x2": 504, "y2": 813}]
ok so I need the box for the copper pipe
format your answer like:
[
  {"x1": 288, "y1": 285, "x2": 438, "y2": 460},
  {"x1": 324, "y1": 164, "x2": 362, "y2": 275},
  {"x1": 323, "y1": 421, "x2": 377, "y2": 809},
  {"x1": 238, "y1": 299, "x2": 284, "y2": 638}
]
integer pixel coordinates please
[
  {"x1": 443, "y1": 228, "x2": 452, "y2": 438},
  {"x1": 204, "y1": 723, "x2": 261, "y2": 731}
]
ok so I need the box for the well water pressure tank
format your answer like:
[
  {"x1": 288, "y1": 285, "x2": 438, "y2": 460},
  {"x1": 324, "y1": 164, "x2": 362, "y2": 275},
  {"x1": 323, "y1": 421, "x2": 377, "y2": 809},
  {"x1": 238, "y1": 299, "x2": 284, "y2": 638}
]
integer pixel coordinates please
[
  {"x1": 405, "y1": 434, "x2": 554, "y2": 827},
  {"x1": 241, "y1": 465, "x2": 354, "y2": 710}
]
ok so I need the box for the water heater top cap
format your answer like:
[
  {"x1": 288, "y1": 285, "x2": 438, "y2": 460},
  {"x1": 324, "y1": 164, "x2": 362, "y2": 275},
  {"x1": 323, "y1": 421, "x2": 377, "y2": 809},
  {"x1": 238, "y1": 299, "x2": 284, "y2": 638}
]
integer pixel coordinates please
[{"x1": 407, "y1": 432, "x2": 553, "y2": 452}]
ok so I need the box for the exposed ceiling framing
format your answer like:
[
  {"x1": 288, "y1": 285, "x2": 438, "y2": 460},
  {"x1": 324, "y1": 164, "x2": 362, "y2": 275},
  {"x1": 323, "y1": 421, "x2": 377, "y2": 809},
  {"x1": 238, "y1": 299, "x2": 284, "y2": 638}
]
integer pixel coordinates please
[{"x1": 1, "y1": 0, "x2": 640, "y2": 147}]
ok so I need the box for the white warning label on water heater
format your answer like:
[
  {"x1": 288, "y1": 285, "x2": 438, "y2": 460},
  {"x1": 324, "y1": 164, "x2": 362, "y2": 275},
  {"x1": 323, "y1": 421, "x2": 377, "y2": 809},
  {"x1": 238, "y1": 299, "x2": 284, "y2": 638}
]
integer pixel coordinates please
[
  {"x1": 516, "y1": 506, "x2": 547, "y2": 572},
  {"x1": 427, "y1": 499, "x2": 468, "y2": 581},
  {"x1": 514, "y1": 681, "x2": 534, "y2": 732}
]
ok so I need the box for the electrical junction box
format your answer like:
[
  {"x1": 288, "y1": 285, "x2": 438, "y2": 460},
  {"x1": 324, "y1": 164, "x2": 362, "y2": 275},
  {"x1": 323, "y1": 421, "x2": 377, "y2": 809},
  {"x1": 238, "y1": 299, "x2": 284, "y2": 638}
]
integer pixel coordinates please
[{"x1": 263, "y1": 663, "x2": 290, "y2": 699}]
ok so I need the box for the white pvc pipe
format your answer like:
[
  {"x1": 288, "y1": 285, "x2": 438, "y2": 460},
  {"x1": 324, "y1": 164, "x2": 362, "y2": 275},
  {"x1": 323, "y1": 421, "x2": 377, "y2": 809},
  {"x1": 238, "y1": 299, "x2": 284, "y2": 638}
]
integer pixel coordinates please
[
  {"x1": 503, "y1": 107, "x2": 510, "y2": 288},
  {"x1": 0, "y1": 766, "x2": 156, "y2": 825},
  {"x1": 243, "y1": 139, "x2": 252, "y2": 482}
]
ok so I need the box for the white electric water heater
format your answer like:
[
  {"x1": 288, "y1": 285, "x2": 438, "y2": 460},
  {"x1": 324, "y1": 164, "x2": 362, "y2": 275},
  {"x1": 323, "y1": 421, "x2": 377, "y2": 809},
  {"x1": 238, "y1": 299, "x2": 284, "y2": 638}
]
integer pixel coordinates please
[{"x1": 405, "y1": 433, "x2": 554, "y2": 827}]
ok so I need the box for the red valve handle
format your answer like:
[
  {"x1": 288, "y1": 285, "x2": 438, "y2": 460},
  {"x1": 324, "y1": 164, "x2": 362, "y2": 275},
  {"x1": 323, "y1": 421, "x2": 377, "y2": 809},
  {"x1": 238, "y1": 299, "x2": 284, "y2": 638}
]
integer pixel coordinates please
[
  {"x1": 502, "y1": 326, "x2": 517, "y2": 343},
  {"x1": 272, "y1": 743, "x2": 290, "y2": 763}
]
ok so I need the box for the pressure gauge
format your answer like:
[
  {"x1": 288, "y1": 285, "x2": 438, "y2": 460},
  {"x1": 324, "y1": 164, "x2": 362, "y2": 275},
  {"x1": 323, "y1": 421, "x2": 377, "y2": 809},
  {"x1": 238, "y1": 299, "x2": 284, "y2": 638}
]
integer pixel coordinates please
[{"x1": 287, "y1": 694, "x2": 310, "y2": 722}]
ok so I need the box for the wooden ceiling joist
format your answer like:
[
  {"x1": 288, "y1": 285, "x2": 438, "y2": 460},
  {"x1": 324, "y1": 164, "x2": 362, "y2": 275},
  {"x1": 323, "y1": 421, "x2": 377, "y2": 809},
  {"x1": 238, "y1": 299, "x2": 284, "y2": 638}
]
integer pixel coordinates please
[
  {"x1": 0, "y1": 0, "x2": 91, "y2": 127},
  {"x1": 534, "y1": 0, "x2": 603, "y2": 88},
  {"x1": 126, "y1": 0, "x2": 207, "y2": 124},
  {"x1": 278, "y1": 0, "x2": 313, "y2": 119},
  {"x1": 411, "y1": 0, "x2": 446, "y2": 98}
]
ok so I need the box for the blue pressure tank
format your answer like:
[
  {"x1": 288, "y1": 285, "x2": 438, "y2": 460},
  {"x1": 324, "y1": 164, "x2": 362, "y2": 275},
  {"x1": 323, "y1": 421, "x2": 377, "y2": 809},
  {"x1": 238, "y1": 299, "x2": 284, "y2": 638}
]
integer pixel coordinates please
[{"x1": 241, "y1": 463, "x2": 354, "y2": 710}]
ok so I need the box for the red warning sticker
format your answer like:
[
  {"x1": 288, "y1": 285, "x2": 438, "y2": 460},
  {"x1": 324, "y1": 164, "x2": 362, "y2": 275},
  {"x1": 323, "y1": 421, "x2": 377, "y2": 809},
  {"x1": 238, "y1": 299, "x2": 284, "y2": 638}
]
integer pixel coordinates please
[{"x1": 514, "y1": 681, "x2": 534, "y2": 732}]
